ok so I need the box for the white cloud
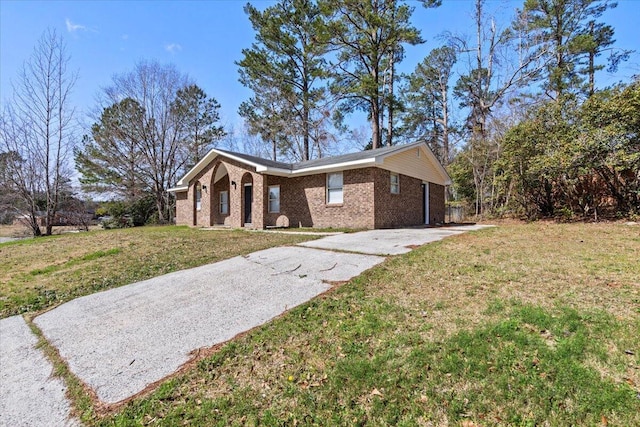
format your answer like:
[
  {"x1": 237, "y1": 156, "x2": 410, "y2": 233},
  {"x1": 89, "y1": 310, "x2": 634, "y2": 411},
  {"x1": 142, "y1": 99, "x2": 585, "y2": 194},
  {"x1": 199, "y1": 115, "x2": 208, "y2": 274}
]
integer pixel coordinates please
[
  {"x1": 165, "y1": 43, "x2": 182, "y2": 54},
  {"x1": 65, "y1": 18, "x2": 86, "y2": 33}
]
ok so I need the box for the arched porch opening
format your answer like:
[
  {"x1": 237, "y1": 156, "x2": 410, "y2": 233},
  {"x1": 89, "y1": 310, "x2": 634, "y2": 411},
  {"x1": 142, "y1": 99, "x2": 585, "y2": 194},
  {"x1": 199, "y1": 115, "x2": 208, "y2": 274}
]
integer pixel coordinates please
[
  {"x1": 241, "y1": 172, "x2": 254, "y2": 226},
  {"x1": 211, "y1": 162, "x2": 230, "y2": 226}
]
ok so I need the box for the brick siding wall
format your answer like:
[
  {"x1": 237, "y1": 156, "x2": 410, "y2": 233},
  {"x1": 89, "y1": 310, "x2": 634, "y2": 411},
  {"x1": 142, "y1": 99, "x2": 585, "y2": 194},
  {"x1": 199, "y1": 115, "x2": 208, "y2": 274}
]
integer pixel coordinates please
[
  {"x1": 175, "y1": 191, "x2": 190, "y2": 226},
  {"x1": 264, "y1": 168, "x2": 376, "y2": 229},
  {"x1": 374, "y1": 169, "x2": 424, "y2": 228},
  {"x1": 429, "y1": 182, "x2": 445, "y2": 225}
]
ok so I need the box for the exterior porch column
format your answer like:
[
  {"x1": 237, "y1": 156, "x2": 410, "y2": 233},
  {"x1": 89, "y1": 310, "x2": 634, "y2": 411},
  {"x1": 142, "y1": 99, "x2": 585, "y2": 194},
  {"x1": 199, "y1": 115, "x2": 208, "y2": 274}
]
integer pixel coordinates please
[
  {"x1": 229, "y1": 172, "x2": 243, "y2": 228},
  {"x1": 252, "y1": 173, "x2": 265, "y2": 229}
]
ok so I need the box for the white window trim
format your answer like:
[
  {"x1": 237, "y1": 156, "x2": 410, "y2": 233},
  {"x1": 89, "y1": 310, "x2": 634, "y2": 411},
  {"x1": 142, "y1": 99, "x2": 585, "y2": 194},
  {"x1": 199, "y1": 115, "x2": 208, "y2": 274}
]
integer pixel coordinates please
[
  {"x1": 219, "y1": 190, "x2": 229, "y2": 215},
  {"x1": 390, "y1": 173, "x2": 400, "y2": 194},
  {"x1": 195, "y1": 182, "x2": 202, "y2": 211},
  {"x1": 268, "y1": 185, "x2": 280, "y2": 213},
  {"x1": 326, "y1": 172, "x2": 343, "y2": 205}
]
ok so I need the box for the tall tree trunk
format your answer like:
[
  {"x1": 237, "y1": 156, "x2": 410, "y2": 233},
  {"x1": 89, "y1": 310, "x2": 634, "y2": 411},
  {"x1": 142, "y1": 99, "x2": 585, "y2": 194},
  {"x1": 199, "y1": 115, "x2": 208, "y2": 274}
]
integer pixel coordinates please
[
  {"x1": 386, "y1": 50, "x2": 395, "y2": 147},
  {"x1": 588, "y1": 21, "x2": 596, "y2": 97},
  {"x1": 303, "y1": 73, "x2": 310, "y2": 161},
  {"x1": 303, "y1": 104, "x2": 310, "y2": 161},
  {"x1": 440, "y1": 78, "x2": 450, "y2": 167},
  {"x1": 272, "y1": 137, "x2": 277, "y2": 161},
  {"x1": 371, "y1": 99, "x2": 381, "y2": 149}
]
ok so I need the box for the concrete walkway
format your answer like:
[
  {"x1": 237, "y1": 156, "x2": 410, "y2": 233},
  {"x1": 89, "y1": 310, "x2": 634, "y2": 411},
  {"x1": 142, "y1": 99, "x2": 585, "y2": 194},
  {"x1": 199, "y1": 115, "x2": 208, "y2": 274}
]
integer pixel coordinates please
[
  {"x1": 0, "y1": 237, "x2": 20, "y2": 244},
  {"x1": 1, "y1": 224, "x2": 490, "y2": 424},
  {"x1": 0, "y1": 316, "x2": 79, "y2": 427}
]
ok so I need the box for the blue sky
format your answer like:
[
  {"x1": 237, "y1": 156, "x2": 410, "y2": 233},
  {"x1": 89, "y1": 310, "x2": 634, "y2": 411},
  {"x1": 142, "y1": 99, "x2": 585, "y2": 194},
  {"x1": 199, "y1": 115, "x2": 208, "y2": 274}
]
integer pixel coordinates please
[{"x1": 1, "y1": 0, "x2": 639, "y2": 138}]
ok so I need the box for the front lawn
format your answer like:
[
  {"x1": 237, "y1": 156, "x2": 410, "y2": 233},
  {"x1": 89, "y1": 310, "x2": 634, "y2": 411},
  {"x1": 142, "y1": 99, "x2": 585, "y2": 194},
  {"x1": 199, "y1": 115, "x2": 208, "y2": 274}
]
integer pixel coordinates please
[
  {"x1": 89, "y1": 222, "x2": 640, "y2": 426},
  {"x1": 0, "y1": 226, "x2": 316, "y2": 318}
]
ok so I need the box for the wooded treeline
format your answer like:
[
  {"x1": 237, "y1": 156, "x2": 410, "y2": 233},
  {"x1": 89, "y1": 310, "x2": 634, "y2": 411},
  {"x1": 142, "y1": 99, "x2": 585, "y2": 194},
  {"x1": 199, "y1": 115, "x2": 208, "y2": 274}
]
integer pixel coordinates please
[
  {"x1": 1, "y1": 0, "x2": 637, "y2": 236},
  {"x1": 237, "y1": 0, "x2": 638, "y2": 219}
]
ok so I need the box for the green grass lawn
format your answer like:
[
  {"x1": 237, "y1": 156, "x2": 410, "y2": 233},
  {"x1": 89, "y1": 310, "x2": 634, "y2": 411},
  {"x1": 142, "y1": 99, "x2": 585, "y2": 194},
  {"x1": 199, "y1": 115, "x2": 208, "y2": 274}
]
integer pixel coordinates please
[
  {"x1": 59, "y1": 221, "x2": 637, "y2": 426},
  {"x1": 0, "y1": 226, "x2": 316, "y2": 318},
  {"x1": 9, "y1": 222, "x2": 640, "y2": 426}
]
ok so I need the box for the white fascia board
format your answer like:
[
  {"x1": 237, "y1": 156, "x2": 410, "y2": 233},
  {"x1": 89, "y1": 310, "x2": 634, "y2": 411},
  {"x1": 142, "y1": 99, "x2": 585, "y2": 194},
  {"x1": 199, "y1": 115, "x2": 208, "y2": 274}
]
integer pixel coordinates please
[
  {"x1": 175, "y1": 149, "x2": 220, "y2": 186},
  {"x1": 176, "y1": 148, "x2": 271, "y2": 187},
  {"x1": 258, "y1": 166, "x2": 292, "y2": 176},
  {"x1": 286, "y1": 158, "x2": 376, "y2": 176},
  {"x1": 168, "y1": 185, "x2": 188, "y2": 193}
]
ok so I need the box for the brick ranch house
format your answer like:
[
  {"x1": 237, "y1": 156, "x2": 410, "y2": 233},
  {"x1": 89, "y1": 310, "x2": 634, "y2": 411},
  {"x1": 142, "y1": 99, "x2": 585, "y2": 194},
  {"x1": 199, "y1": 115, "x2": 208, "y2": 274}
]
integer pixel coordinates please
[{"x1": 169, "y1": 141, "x2": 451, "y2": 229}]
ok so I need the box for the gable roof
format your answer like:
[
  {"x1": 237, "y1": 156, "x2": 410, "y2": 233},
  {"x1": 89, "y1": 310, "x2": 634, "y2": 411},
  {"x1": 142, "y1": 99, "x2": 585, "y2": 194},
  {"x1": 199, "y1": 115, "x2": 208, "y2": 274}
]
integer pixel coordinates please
[{"x1": 170, "y1": 141, "x2": 451, "y2": 191}]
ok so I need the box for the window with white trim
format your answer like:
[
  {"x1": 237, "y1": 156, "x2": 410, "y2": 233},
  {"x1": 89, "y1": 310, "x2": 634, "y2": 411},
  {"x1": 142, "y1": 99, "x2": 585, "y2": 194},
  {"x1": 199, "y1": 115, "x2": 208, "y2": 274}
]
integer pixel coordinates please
[
  {"x1": 195, "y1": 182, "x2": 202, "y2": 210},
  {"x1": 268, "y1": 185, "x2": 280, "y2": 213},
  {"x1": 390, "y1": 173, "x2": 400, "y2": 194},
  {"x1": 327, "y1": 172, "x2": 343, "y2": 204},
  {"x1": 219, "y1": 190, "x2": 229, "y2": 215}
]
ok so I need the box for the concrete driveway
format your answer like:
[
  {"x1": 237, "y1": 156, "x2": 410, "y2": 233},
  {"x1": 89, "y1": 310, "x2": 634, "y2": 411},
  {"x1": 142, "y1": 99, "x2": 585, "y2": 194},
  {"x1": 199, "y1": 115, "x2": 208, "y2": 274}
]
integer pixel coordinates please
[
  {"x1": 33, "y1": 248, "x2": 383, "y2": 404},
  {"x1": 299, "y1": 225, "x2": 490, "y2": 255},
  {"x1": 1, "y1": 224, "x2": 490, "y2": 424}
]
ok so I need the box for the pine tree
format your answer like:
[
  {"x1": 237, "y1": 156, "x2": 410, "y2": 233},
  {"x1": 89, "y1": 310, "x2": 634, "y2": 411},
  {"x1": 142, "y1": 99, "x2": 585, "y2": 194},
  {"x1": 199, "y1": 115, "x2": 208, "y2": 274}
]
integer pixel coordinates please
[
  {"x1": 401, "y1": 46, "x2": 457, "y2": 165},
  {"x1": 172, "y1": 84, "x2": 225, "y2": 169},
  {"x1": 322, "y1": 0, "x2": 425, "y2": 149},
  {"x1": 519, "y1": 0, "x2": 626, "y2": 98},
  {"x1": 74, "y1": 98, "x2": 147, "y2": 202},
  {"x1": 238, "y1": 0, "x2": 328, "y2": 161}
]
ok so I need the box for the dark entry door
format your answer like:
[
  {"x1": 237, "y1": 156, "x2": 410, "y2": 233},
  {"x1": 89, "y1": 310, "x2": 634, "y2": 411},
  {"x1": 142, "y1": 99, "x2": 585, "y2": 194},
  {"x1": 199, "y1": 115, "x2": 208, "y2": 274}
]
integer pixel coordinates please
[{"x1": 244, "y1": 184, "x2": 253, "y2": 224}]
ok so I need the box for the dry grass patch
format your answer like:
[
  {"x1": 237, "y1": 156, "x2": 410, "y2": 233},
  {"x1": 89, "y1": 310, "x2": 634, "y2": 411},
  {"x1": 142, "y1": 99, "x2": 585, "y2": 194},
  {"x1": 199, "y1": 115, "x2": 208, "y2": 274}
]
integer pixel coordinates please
[
  {"x1": 0, "y1": 224, "x2": 101, "y2": 238},
  {"x1": 0, "y1": 224, "x2": 35, "y2": 238},
  {"x1": 95, "y1": 221, "x2": 640, "y2": 426},
  {"x1": 372, "y1": 221, "x2": 639, "y2": 330},
  {"x1": 0, "y1": 226, "x2": 315, "y2": 317}
]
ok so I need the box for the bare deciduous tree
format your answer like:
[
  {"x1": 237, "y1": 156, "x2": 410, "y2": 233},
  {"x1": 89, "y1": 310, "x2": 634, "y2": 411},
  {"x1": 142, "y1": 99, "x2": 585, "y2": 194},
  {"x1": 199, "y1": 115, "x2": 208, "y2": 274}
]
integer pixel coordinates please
[
  {"x1": 452, "y1": 0, "x2": 546, "y2": 215},
  {"x1": 0, "y1": 29, "x2": 77, "y2": 236},
  {"x1": 89, "y1": 61, "x2": 192, "y2": 223}
]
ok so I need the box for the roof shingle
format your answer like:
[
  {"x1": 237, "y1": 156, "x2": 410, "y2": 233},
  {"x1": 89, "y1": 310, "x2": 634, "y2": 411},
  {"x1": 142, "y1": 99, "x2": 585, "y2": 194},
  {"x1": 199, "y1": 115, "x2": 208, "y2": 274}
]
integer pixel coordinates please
[{"x1": 216, "y1": 141, "x2": 424, "y2": 171}]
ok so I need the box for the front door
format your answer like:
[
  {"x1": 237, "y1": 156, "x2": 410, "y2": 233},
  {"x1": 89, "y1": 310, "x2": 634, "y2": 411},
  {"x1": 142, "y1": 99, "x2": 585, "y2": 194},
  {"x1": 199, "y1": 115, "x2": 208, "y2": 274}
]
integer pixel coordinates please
[{"x1": 244, "y1": 184, "x2": 253, "y2": 224}]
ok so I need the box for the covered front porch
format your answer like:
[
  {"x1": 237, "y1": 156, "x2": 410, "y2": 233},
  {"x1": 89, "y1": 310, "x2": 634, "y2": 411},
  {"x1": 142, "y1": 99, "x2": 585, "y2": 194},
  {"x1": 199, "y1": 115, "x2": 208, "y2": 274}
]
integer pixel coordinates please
[{"x1": 177, "y1": 158, "x2": 268, "y2": 229}]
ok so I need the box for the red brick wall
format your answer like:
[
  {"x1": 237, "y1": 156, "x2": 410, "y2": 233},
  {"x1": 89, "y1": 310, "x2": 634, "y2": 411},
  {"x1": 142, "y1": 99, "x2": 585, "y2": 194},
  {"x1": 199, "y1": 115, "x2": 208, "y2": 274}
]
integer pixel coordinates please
[
  {"x1": 429, "y1": 182, "x2": 445, "y2": 225},
  {"x1": 373, "y1": 169, "x2": 424, "y2": 228},
  {"x1": 175, "y1": 191, "x2": 190, "y2": 226},
  {"x1": 263, "y1": 168, "x2": 376, "y2": 229}
]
